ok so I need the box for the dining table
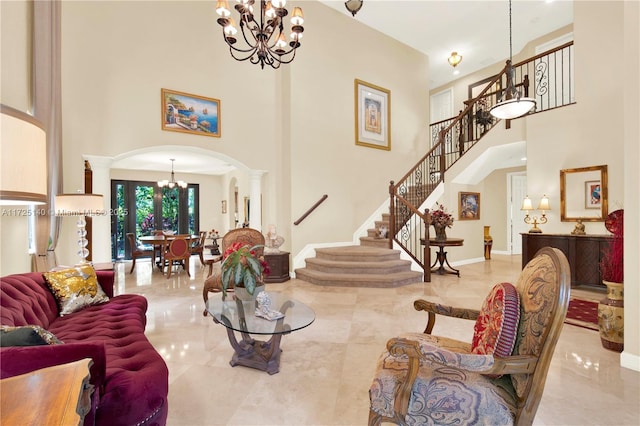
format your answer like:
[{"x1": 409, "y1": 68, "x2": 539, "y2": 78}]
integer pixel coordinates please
[{"x1": 139, "y1": 234, "x2": 199, "y2": 272}]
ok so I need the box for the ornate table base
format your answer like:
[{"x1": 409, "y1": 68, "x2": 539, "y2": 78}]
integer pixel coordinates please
[{"x1": 226, "y1": 329, "x2": 283, "y2": 375}]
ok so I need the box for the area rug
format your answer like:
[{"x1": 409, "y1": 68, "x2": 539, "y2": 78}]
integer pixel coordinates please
[{"x1": 565, "y1": 297, "x2": 599, "y2": 331}]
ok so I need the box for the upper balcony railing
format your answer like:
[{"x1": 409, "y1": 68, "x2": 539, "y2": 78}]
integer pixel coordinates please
[{"x1": 390, "y1": 41, "x2": 574, "y2": 279}]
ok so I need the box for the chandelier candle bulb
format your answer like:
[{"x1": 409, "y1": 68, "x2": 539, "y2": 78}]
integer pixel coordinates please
[{"x1": 216, "y1": 0, "x2": 231, "y2": 17}]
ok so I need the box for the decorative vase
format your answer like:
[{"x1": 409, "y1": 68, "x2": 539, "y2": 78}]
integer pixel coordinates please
[
  {"x1": 433, "y1": 224, "x2": 447, "y2": 242},
  {"x1": 598, "y1": 280, "x2": 624, "y2": 352},
  {"x1": 234, "y1": 283, "x2": 265, "y2": 302},
  {"x1": 483, "y1": 226, "x2": 493, "y2": 260}
]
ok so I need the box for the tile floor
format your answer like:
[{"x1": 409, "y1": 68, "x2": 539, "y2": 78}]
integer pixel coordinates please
[{"x1": 117, "y1": 254, "x2": 639, "y2": 426}]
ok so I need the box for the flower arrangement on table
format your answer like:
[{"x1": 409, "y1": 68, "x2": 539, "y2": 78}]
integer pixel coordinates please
[
  {"x1": 431, "y1": 203, "x2": 454, "y2": 228},
  {"x1": 206, "y1": 229, "x2": 219, "y2": 239},
  {"x1": 220, "y1": 242, "x2": 270, "y2": 297}
]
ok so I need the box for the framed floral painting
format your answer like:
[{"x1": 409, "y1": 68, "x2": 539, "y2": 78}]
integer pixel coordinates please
[
  {"x1": 354, "y1": 79, "x2": 390, "y2": 150},
  {"x1": 161, "y1": 88, "x2": 220, "y2": 137},
  {"x1": 459, "y1": 192, "x2": 480, "y2": 220}
]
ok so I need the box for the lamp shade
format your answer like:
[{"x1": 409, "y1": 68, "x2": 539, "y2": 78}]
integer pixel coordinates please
[
  {"x1": 521, "y1": 196, "x2": 533, "y2": 211},
  {"x1": 1, "y1": 105, "x2": 47, "y2": 205},
  {"x1": 55, "y1": 193, "x2": 104, "y2": 216},
  {"x1": 489, "y1": 97, "x2": 536, "y2": 120},
  {"x1": 538, "y1": 195, "x2": 551, "y2": 211}
]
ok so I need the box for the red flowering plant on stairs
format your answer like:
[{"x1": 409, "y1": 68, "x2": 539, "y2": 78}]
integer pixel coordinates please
[
  {"x1": 600, "y1": 210, "x2": 624, "y2": 283},
  {"x1": 220, "y1": 241, "x2": 270, "y2": 297}
]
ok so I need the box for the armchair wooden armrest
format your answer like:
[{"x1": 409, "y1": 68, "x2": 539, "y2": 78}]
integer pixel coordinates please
[{"x1": 413, "y1": 299, "x2": 481, "y2": 334}]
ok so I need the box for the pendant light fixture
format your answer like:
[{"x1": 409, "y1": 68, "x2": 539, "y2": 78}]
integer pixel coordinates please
[
  {"x1": 158, "y1": 159, "x2": 187, "y2": 189},
  {"x1": 489, "y1": 0, "x2": 536, "y2": 120},
  {"x1": 344, "y1": 0, "x2": 363, "y2": 17},
  {"x1": 215, "y1": 0, "x2": 305, "y2": 70}
]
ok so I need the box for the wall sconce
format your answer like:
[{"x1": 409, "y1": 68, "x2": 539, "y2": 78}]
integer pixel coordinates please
[
  {"x1": 55, "y1": 193, "x2": 104, "y2": 265},
  {"x1": 522, "y1": 194, "x2": 550, "y2": 233}
]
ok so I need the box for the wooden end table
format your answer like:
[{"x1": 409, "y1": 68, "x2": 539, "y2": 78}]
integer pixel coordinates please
[{"x1": 422, "y1": 238, "x2": 464, "y2": 276}]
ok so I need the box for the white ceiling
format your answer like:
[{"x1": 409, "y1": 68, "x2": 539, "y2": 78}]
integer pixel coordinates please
[{"x1": 319, "y1": 0, "x2": 573, "y2": 88}]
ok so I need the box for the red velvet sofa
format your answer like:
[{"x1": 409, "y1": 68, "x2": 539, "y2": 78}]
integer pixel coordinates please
[{"x1": 0, "y1": 271, "x2": 168, "y2": 425}]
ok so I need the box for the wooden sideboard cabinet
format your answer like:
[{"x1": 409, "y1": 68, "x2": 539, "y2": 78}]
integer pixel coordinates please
[
  {"x1": 264, "y1": 251, "x2": 290, "y2": 283},
  {"x1": 521, "y1": 233, "x2": 613, "y2": 289}
]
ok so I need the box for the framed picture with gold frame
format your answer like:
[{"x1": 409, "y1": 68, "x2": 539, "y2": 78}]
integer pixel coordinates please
[
  {"x1": 354, "y1": 79, "x2": 391, "y2": 150},
  {"x1": 459, "y1": 192, "x2": 480, "y2": 220},
  {"x1": 161, "y1": 88, "x2": 220, "y2": 137}
]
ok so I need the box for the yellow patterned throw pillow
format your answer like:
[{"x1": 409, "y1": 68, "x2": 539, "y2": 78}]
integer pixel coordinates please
[{"x1": 43, "y1": 265, "x2": 109, "y2": 315}]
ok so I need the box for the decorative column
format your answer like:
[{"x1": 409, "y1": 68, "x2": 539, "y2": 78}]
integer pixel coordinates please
[{"x1": 249, "y1": 170, "x2": 265, "y2": 231}]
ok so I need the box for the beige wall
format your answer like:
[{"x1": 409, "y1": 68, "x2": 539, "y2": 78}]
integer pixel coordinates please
[{"x1": 56, "y1": 0, "x2": 430, "y2": 260}]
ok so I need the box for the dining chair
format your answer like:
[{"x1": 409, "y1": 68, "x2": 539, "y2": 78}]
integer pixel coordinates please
[
  {"x1": 162, "y1": 234, "x2": 192, "y2": 278},
  {"x1": 191, "y1": 231, "x2": 207, "y2": 265},
  {"x1": 368, "y1": 247, "x2": 571, "y2": 426},
  {"x1": 126, "y1": 232, "x2": 154, "y2": 274}
]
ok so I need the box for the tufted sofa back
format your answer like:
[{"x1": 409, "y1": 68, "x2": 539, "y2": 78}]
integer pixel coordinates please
[{"x1": 0, "y1": 270, "x2": 115, "y2": 328}]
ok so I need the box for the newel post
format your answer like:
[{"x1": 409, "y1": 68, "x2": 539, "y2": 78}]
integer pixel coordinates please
[{"x1": 423, "y1": 209, "x2": 432, "y2": 283}]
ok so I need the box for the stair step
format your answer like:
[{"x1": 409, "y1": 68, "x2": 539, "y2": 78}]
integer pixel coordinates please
[
  {"x1": 360, "y1": 236, "x2": 391, "y2": 248},
  {"x1": 315, "y1": 246, "x2": 399, "y2": 262},
  {"x1": 304, "y1": 257, "x2": 412, "y2": 274},
  {"x1": 294, "y1": 268, "x2": 422, "y2": 288}
]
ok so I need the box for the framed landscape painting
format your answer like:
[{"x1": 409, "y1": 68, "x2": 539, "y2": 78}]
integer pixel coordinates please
[
  {"x1": 459, "y1": 192, "x2": 480, "y2": 220},
  {"x1": 354, "y1": 79, "x2": 390, "y2": 150},
  {"x1": 161, "y1": 88, "x2": 220, "y2": 137}
]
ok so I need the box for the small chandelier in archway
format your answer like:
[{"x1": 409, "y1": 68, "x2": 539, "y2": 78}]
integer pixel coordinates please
[{"x1": 158, "y1": 159, "x2": 187, "y2": 189}]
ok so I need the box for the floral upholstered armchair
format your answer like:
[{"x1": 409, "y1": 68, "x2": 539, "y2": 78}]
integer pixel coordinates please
[{"x1": 369, "y1": 247, "x2": 571, "y2": 425}]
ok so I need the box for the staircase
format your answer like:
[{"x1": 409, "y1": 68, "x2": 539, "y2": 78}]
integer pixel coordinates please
[
  {"x1": 294, "y1": 245, "x2": 422, "y2": 288},
  {"x1": 296, "y1": 43, "x2": 575, "y2": 288},
  {"x1": 295, "y1": 213, "x2": 423, "y2": 287}
]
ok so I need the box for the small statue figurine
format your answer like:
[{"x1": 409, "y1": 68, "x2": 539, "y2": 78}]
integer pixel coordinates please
[
  {"x1": 264, "y1": 224, "x2": 285, "y2": 254},
  {"x1": 376, "y1": 225, "x2": 388, "y2": 239},
  {"x1": 571, "y1": 220, "x2": 586, "y2": 235},
  {"x1": 255, "y1": 291, "x2": 284, "y2": 321}
]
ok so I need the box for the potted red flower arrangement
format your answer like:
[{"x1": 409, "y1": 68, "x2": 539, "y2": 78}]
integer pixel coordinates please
[
  {"x1": 431, "y1": 203, "x2": 454, "y2": 242},
  {"x1": 598, "y1": 209, "x2": 624, "y2": 352},
  {"x1": 220, "y1": 242, "x2": 270, "y2": 299}
]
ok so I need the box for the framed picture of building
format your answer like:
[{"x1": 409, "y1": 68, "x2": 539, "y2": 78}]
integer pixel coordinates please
[
  {"x1": 459, "y1": 192, "x2": 480, "y2": 220},
  {"x1": 354, "y1": 79, "x2": 390, "y2": 150},
  {"x1": 161, "y1": 88, "x2": 220, "y2": 137}
]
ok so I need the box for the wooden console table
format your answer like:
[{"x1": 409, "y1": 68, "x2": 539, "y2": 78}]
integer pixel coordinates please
[
  {"x1": 264, "y1": 251, "x2": 290, "y2": 283},
  {"x1": 0, "y1": 358, "x2": 93, "y2": 425},
  {"x1": 521, "y1": 233, "x2": 612, "y2": 289}
]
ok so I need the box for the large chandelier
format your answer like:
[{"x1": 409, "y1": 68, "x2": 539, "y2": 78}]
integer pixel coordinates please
[
  {"x1": 215, "y1": 0, "x2": 304, "y2": 70},
  {"x1": 490, "y1": 0, "x2": 536, "y2": 120},
  {"x1": 158, "y1": 159, "x2": 187, "y2": 189}
]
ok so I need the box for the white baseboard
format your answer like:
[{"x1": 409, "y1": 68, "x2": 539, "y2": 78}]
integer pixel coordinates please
[{"x1": 621, "y1": 351, "x2": 640, "y2": 372}]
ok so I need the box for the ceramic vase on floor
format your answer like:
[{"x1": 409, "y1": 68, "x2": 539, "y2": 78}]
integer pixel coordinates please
[{"x1": 598, "y1": 280, "x2": 624, "y2": 352}]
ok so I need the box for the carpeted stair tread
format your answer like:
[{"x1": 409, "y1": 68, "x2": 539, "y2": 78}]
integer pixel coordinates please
[
  {"x1": 295, "y1": 268, "x2": 422, "y2": 288},
  {"x1": 304, "y1": 257, "x2": 412, "y2": 274},
  {"x1": 315, "y1": 246, "x2": 400, "y2": 262},
  {"x1": 296, "y1": 245, "x2": 423, "y2": 288}
]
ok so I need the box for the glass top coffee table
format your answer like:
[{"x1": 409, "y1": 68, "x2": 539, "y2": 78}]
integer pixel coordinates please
[{"x1": 205, "y1": 292, "x2": 315, "y2": 375}]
